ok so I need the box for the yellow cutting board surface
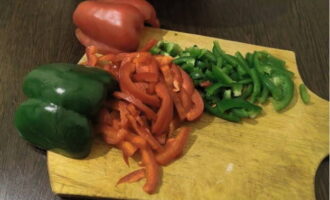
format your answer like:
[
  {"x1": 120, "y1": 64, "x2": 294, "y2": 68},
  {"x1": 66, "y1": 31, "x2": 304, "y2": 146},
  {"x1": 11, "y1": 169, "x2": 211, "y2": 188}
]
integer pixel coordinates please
[{"x1": 48, "y1": 27, "x2": 329, "y2": 200}]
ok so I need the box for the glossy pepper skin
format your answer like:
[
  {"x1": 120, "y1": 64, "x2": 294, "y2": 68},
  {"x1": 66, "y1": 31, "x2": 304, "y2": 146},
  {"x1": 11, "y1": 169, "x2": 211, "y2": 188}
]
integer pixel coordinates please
[
  {"x1": 23, "y1": 63, "x2": 116, "y2": 116},
  {"x1": 73, "y1": 0, "x2": 160, "y2": 53},
  {"x1": 96, "y1": 0, "x2": 160, "y2": 27},
  {"x1": 15, "y1": 63, "x2": 116, "y2": 158},
  {"x1": 15, "y1": 99, "x2": 92, "y2": 158}
]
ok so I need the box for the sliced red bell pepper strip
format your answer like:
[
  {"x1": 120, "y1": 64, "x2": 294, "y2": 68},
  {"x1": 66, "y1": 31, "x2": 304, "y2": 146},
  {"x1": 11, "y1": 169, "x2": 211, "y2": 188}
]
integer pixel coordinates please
[
  {"x1": 154, "y1": 55, "x2": 173, "y2": 66},
  {"x1": 152, "y1": 83, "x2": 173, "y2": 135},
  {"x1": 168, "y1": 115, "x2": 182, "y2": 138},
  {"x1": 86, "y1": 46, "x2": 98, "y2": 66},
  {"x1": 178, "y1": 66, "x2": 194, "y2": 96},
  {"x1": 159, "y1": 64, "x2": 186, "y2": 120},
  {"x1": 125, "y1": 132, "x2": 147, "y2": 149},
  {"x1": 155, "y1": 133, "x2": 167, "y2": 145},
  {"x1": 119, "y1": 62, "x2": 160, "y2": 107},
  {"x1": 141, "y1": 147, "x2": 160, "y2": 194},
  {"x1": 134, "y1": 82, "x2": 149, "y2": 93},
  {"x1": 127, "y1": 115, "x2": 163, "y2": 152},
  {"x1": 156, "y1": 127, "x2": 190, "y2": 165},
  {"x1": 117, "y1": 139, "x2": 138, "y2": 166},
  {"x1": 171, "y1": 63, "x2": 183, "y2": 92},
  {"x1": 180, "y1": 88, "x2": 193, "y2": 112},
  {"x1": 126, "y1": 103, "x2": 140, "y2": 116},
  {"x1": 108, "y1": 100, "x2": 130, "y2": 127},
  {"x1": 200, "y1": 80, "x2": 212, "y2": 87},
  {"x1": 100, "y1": 126, "x2": 127, "y2": 145},
  {"x1": 113, "y1": 92, "x2": 156, "y2": 120},
  {"x1": 118, "y1": 101, "x2": 129, "y2": 128},
  {"x1": 115, "y1": 52, "x2": 137, "y2": 65},
  {"x1": 98, "y1": 54, "x2": 116, "y2": 66},
  {"x1": 133, "y1": 53, "x2": 160, "y2": 79},
  {"x1": 98, "y1": 108, "x2": 113, "y2": 125},
  {"x1": 147, "y1": 82, "x2": 156, "y2": 94},
  {"x1": 103, "y1": 64, "x2": 119, "y2": 80},
  {"x1": 133, "y1": 72, "x2": 159, "y2": 82},
  {"x1": 186, "y1": 90, "x2": 204, "y2": 121},
  {"x1": 117, "y1": 168, "x2": 145, "y2": 186}
]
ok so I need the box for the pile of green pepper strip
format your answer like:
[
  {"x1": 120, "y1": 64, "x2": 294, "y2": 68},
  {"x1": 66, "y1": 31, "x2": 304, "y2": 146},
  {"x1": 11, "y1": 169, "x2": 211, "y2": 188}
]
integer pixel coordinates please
[{"x1": 150, "y1": 40, "x2": 298, "y2": 122}]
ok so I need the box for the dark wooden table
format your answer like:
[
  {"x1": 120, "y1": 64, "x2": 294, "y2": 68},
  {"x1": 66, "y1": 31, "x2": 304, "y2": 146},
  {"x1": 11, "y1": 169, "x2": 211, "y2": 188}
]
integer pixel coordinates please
[{"x1": 0, "y1": 0, "x2": 328, "y2": 199}]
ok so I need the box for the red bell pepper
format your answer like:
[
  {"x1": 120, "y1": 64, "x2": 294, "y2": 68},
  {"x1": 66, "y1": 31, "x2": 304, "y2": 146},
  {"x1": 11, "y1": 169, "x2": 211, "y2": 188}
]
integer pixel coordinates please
[
  {"x1": 73, "y1": 0, "x2": 159, "y2": 53},
  {"x1": 96, "y1": 0, "x2": 160, "y2": 27}
]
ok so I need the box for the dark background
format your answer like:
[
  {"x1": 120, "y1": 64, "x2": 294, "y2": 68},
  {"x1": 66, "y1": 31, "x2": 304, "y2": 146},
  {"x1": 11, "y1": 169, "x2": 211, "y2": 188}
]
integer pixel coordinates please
[{"x1": 0, "y1": 0, "x2": 328, "y2": 200}]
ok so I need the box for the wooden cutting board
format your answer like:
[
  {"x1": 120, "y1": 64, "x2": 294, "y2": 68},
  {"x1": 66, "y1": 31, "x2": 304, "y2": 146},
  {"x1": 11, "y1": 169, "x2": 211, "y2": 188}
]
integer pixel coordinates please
[{"x1": 48, "y1": 27, "x2": 329, "y2": 200}]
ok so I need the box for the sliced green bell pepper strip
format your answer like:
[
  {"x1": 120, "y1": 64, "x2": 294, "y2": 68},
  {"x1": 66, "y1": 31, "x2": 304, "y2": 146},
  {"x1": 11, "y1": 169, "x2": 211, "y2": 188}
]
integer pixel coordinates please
[
  {"x1": 212, "y1": 63, "x2": 235, "y2": 84},
  {"x1": 259, "y1": 74, "x2": 282, "y2": 100},
  {"x1": 205, "y1": 103, "x2": 241, "y2": 122},
  {"x1": 238, "y1": 78, "x2": 252, "y2": 84},
  {"x1": 232, "y1": 109, "x2": 250, "y2": 118},
  {"x1": 223, "y1": 89, "x2": 232, "y2": 99},
  {"x1": 217, "y1": 98, "x2": 262, "y2": 118},
  {"x1": 185, "y1": 46, "x2": 204, "y2": 58},
  {"x1": 150, "y1": 46, "x2": 161, "y2": 55},
  {"x1": 153, "y1": 41, "x2": 182, "y2": 57},
  {"x1": 173, "y1": 56, "x2": 195, "y2": 66},
  {"x1": 271, "y1": 72, "x2": 294, "y2": 111},
  {"x1": 231, "y1": 83, "x2": 243, "y2": 97},
  {"x1": 181, "y1": 63, "x2": 195, "y2": 73},
  {"x1": 249, "y1": 68, "x2": 261, "y2": 103},
  {"x1": 235, "y1": 52, "x2": 251, "y2": 73},
  {"x1": 222, "y1": 64, "x2": 233, "y2": 74},
  {"x1": 258, "y1": 86, "x2": 270, "y2": 104},
  {"x1": 299, "y1": 84, "x2": 310, "y2": 104},
  {"x1": 205, "y1": 82, "x2": 229, "y2": 97},
  {"x1": 190, "y1": 69, "x2": 204, "y2": 80},
  {"x1": 205, "y1": 69, "x2": 217, "y2": 82},
  {"x1": 240, "y1": 84, "x2": 253, "y2": 99},
  {"x1": 202, "y1": 50, "x2": 217, "y2": 63},
  {"x1": 212, "y1": 41, "x2": 224, "y2": 57},
  {"x1": 245, "y1": 52, "x2": 254, "y2": 67}
]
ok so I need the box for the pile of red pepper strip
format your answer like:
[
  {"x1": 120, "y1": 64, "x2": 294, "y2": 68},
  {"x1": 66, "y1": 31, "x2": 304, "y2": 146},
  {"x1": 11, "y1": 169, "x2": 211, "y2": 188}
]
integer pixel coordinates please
[{"x1": 83, "y1": 42, "x2": 204, "y2": 194}]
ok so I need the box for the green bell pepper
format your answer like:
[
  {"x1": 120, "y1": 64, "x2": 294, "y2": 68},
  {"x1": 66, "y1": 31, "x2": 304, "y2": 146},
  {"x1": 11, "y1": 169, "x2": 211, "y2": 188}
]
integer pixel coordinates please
[
  {"x1": 15, "y1": 99, "x2": 92, "y2": 158},
  {"x1": 15, "y1": 63, "x2": 117, "y2": 158}
]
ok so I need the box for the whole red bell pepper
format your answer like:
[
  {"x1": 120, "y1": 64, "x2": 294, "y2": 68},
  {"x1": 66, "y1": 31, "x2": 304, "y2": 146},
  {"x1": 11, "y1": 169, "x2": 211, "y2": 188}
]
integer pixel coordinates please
[
  {"x1": 73, "y1": 0, "x2": 160, "y2": 53},
  {"x1": 96, "y1": 0, "x2": 159, "y2": 27}
]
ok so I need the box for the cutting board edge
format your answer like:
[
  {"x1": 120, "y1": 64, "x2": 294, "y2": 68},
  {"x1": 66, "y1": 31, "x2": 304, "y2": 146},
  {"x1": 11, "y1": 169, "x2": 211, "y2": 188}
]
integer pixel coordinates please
[{"x1": 143, "y1": 27, "x2": 296, "y2": 55}]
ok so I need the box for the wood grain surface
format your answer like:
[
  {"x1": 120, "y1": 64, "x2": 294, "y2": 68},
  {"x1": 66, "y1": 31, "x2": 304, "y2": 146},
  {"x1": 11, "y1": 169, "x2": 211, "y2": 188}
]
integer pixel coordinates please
[
  {"x1": 0, "y1": 0, "x2": 328, "y2": 200},
  {"x1": 48, "y1": 27, "x2": 329, "y2": 200}
]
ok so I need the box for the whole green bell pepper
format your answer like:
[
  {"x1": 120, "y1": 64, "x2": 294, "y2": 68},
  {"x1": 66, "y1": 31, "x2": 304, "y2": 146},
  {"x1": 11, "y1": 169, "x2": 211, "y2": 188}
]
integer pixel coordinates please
[
  {"x1": 14, "y1": 63, "x2": 117, "y2": 158},
  {"x1": 22, "y1": 63, "x2": 116, "y2": 116}
]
